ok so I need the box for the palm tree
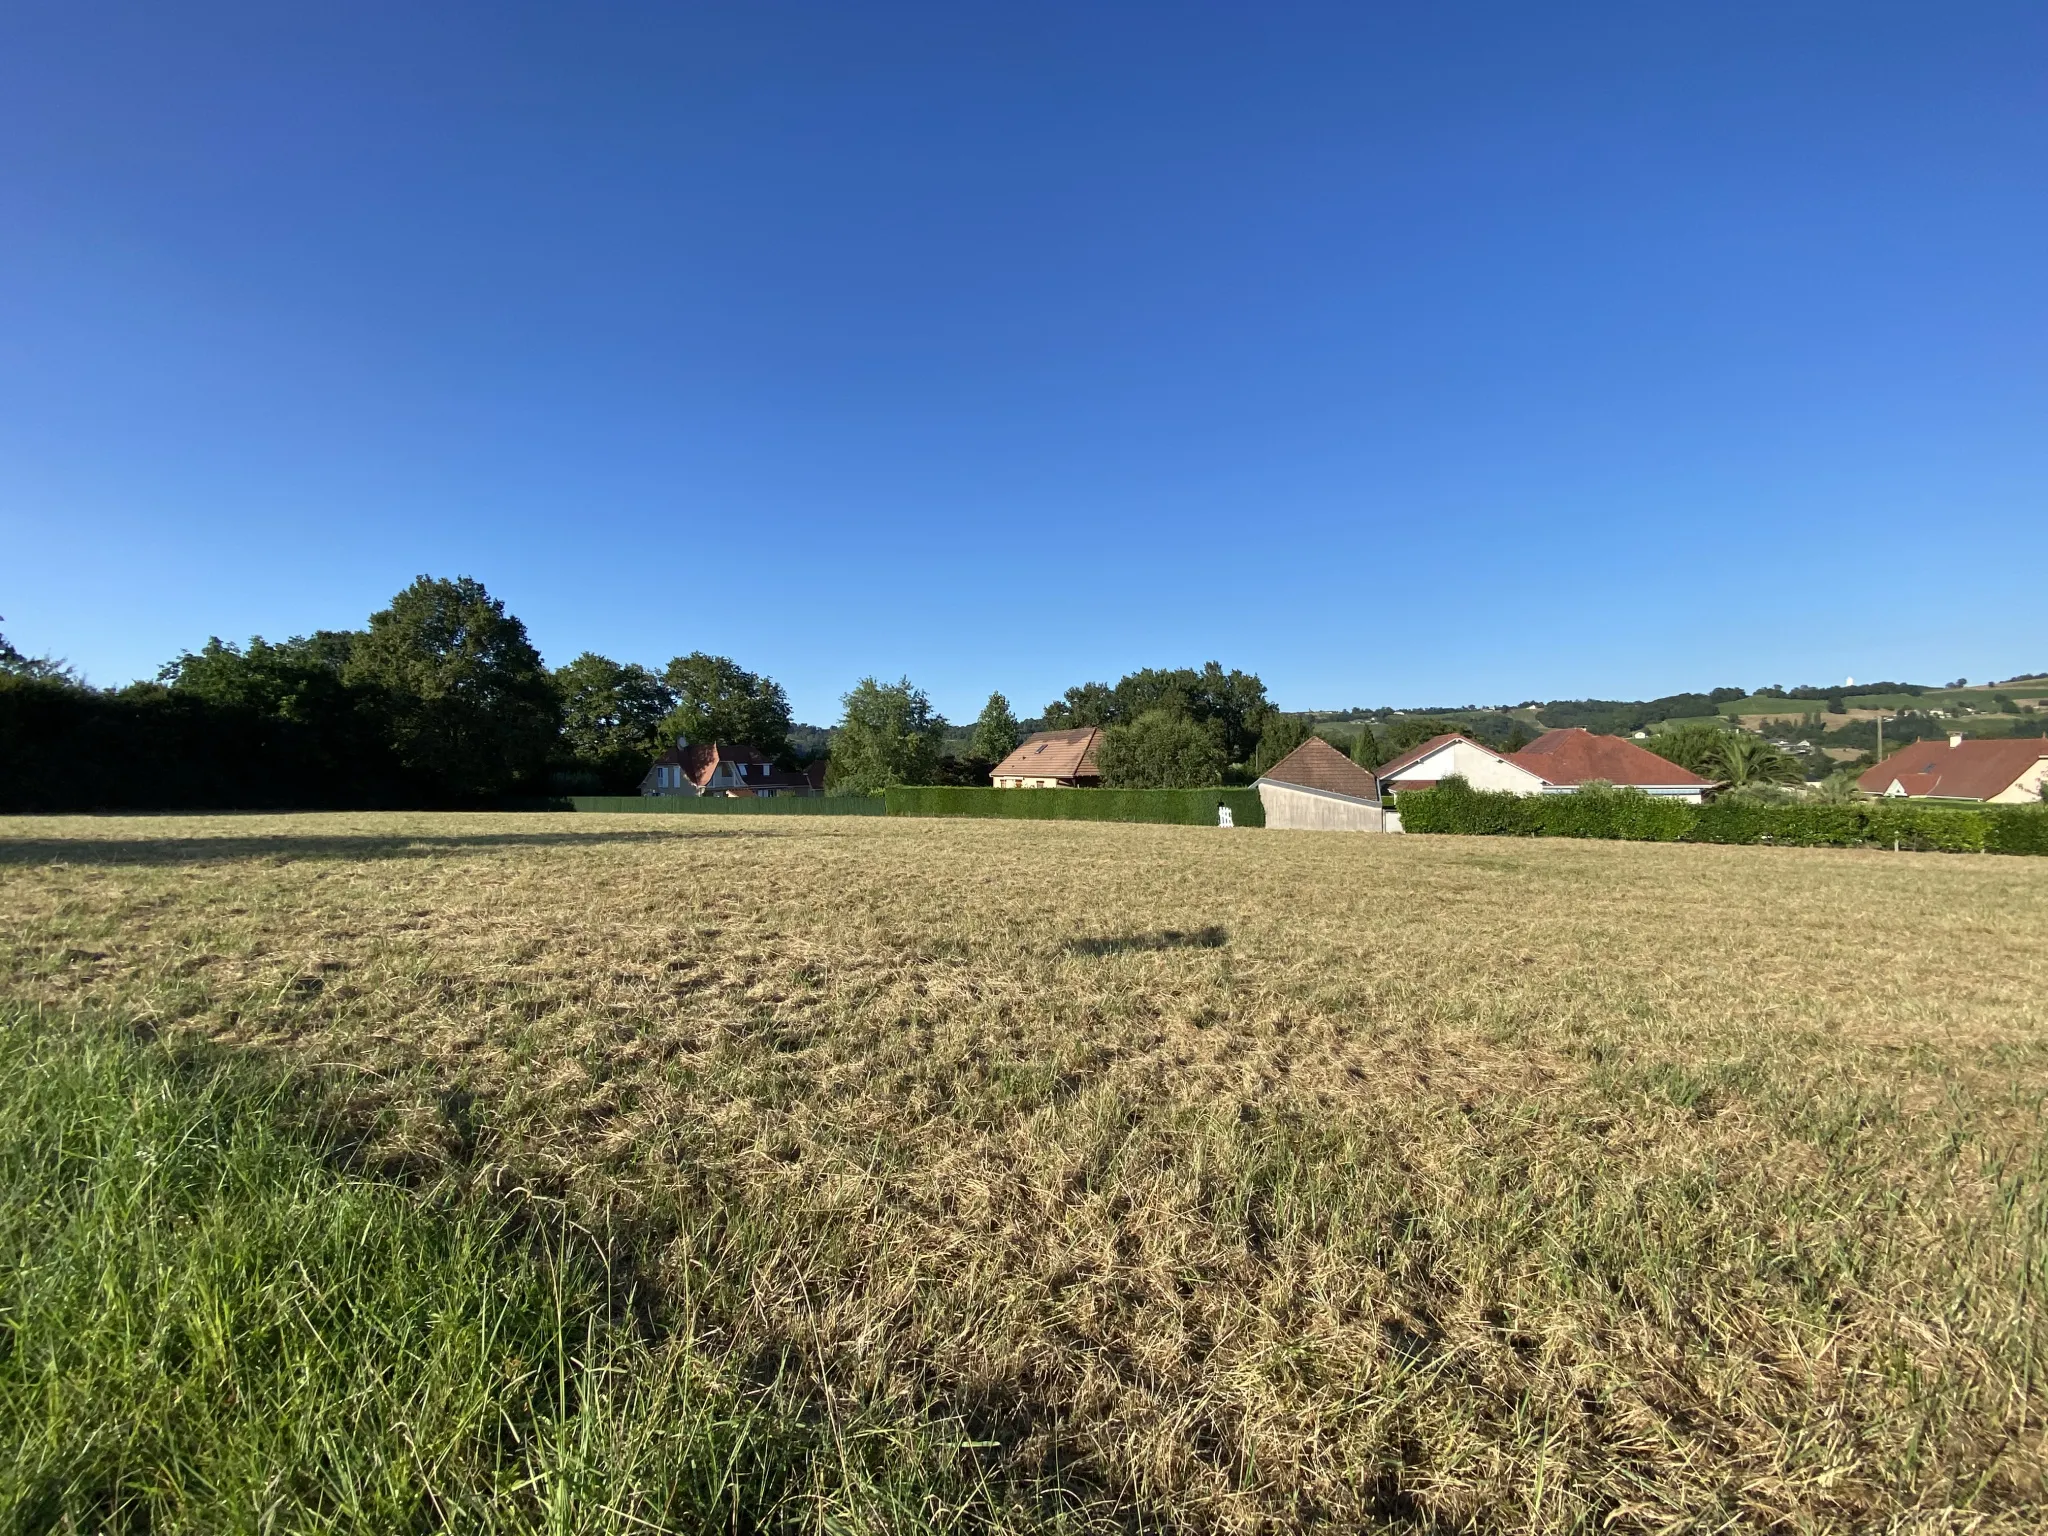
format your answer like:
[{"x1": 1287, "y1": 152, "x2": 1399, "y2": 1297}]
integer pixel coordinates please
[
  {"x1": 1647, "y1": 722, "x2": 1732, "y2": 778},
  {"x1": 1715, "y1": 733, "x2": 1803, "y2": 789},
  {"x1": 1809, "y1": 768, "x2": 1866, "y2": 804}
]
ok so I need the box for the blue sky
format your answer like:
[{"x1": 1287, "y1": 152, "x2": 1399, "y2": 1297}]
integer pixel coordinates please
[{"x1": 4, "y1": 4, "x2": 2043, "y2": 723}]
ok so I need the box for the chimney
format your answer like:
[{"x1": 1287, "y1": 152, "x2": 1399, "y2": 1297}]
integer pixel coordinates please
[{"x1": 1949, "y1": 732, "x2": 1964, "y2": 749}]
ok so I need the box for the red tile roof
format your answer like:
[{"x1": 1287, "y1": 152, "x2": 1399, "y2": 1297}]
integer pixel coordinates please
[
  {"x1": 1258, "y1": 737, "x2": 1380, "y2": 802},
  {"x1": 1506, "y1": 729, "x2": 1709, "y2": 788},
  {"x1": 992, "y1": 727, "x2": 1102, "y2": 782},
  {"x1": 649, "y1": 741, "x2": 811, "y2": 793},
  {"x1": 1369, "y1": 733, "x2": 1471, "y2": 785},
  {"x1": 1858, "y1": 737, "x2": 2048, "y2": 801}
]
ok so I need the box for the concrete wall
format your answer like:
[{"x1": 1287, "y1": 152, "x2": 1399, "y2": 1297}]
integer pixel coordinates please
[{"x1": 1257, "y1": 781, "x2": 1385, "y2": 832}]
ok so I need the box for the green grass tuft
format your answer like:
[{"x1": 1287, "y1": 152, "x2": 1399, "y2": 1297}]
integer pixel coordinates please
[{"x1": 0, "y1": 1010, "x2": 1073, "y2": 1534}]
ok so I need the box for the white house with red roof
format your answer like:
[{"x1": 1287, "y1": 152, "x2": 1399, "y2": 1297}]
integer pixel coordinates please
[
  {"x1": 1374, "y1": 728, "x2": 1712, "y2": 802},
  {"x1": 1858, "y1": 734, "x2": 2048, "y2": 803},
  {"x1": 640, "y1": 741, "x2": 818, "y2": 798}
]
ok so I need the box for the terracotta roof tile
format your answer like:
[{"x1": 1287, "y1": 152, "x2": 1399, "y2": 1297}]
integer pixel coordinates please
[
  {"x1": 1506, "y1": 729, "x2": 1709, "y2": 788},
  {"x1": 1857, "y1": 737, "x2": 2048, "y2": 800},
  {"x1": 993, "y1": 728, "x2": 1103, "y2": 782},
  {"x1": 1257, "y1": 737, "x2": 1380, "y2": 802}
]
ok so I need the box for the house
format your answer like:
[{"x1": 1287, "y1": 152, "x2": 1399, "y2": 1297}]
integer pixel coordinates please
[
  {"x1": 1254, "y1": 738, "x2": 1384, "y2": 831},
  {"x1": 1374, "y1": 727, "x2": 1713, "y2": 802},
  {"x1": 640, "y1": 741, "x2": 818, "y2": 798},
  {"x1": 991, "y1": 727, "x2": 1103, "y2": 788},
  {"x1": 1858, "y1": 734, "x2": 2048, "y2": 803}
]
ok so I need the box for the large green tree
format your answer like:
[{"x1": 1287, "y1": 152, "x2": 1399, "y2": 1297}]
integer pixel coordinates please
[
  {"x1": 1041, "y1": 662, "x2": 1272, "y2": 765},
  {"x1": 158, "y1": 632, "x2": 396, "y2": 797},
  {"x1": 162, "y1": 633, "x2": 360, "y2": 719},
  {"x1": 1249, "y1": 714, "x2": 1315, "y2": 777},
  {"x1": 1646, "y1": 722, "x2": 1732, "y2": 778},
  {"x1": 0, "y1": 622, "x2": 78, "y2": 685},
  {"x1": 1041, "y1": 681, "x2": 1118, "y2": 730},
  {"x1": 1096, "y1": 709, "x2": 1227, "y2": 788},
  {"x1": 970, "y1": 691, "x2": 1021, "y2": 764},
  {"x1": 343, "y1": 576, "x2": 559, "y2": 800},
  {"x1": 827, "y1": 677, "x2": 945, "y2": 794},
  {"x1": 554, "y1": 653, "x2": 674, "y2": 791},
  {"x1": 660, "y1": 653, "x2": 791, "y2": 757}
]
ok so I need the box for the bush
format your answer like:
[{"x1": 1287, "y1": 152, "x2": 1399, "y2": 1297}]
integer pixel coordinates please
[
  {"x1": 1398, "y1": 778, "x2": 1690, "y2": 841},
  {"x1": 1397, "y1": 776, "x2": 2048, "y2": 856},
  {"x1": 885, "y1": 786, "x2": 1265, "y2": 826},
  {"x1": 1986, "y1": 806, "x2": 2048, "y2": 855}
]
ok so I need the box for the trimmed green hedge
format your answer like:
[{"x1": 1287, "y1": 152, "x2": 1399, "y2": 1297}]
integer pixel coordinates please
[
  {"x1": 1398, "y1": 778, "x2": 2048, "y2": 855},
  {"x1": 885, "y1": 786, "x2": 1266, "y2": 826},
  {"x1": 549, "y1": 794, "x2": 886, "y2": 815}
]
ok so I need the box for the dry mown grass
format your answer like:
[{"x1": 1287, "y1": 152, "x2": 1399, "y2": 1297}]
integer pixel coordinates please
[{"x1": 4, "y1": 812, "x2": 2048, "y2": 1533}]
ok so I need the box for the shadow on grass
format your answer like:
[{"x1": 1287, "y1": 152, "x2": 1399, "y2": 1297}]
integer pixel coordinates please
[
  {"x1": 0, "y1": 830, "x2": 777, "y2": 867},
  {"x1": 1064, "y1": 926, "x2": 1227, "y2": 957}
]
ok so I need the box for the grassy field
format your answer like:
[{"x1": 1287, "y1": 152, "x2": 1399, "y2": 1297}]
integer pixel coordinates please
[{"x1": 4, "y1": 813, "x2": 2048, "y2": 1533}]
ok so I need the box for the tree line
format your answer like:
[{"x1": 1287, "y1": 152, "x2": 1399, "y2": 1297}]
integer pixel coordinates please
[
  {"x1": 1, "y1": 577, "x2": 828, "y2": 810},
  {"x1": 0, "y1": 576, "x2": 1366, "y2": 809},
  {"x1": 28, "y1": 574, "x2": 1954, "y2": 811}
]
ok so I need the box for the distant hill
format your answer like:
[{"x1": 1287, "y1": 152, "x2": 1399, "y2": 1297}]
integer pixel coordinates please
[{"x1": 1308, "y1": 676, "x2": 2047, "y2": 736}]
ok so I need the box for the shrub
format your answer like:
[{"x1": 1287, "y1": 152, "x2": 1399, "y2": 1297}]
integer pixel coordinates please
[
  {"x1": 1397, "y1": 777, "x2": 1690, "y2": 841},
  {"x1": 886, "y1": 786, "x2": 1265, "y2": 826},
  {"x1": 1985, "y1": 806, "x2": 2048, "y2": 855},
  {"x1": 1398, "y1": 777, "x2": 2045, "y2": 856}
]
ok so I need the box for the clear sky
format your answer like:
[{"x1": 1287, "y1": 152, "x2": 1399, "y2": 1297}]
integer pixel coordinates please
[{"x1": 4, "y1": 4, "x2": 2043, "y2": 723}]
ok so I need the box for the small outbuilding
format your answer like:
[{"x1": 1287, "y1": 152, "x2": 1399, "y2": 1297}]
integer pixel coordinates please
[{"x1": 1255, "y1": 737, "x2": 1385, "y2": 831}]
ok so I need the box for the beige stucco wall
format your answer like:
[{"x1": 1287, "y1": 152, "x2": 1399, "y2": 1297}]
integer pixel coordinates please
[
  {"x1": 1257, "y1": 782, "x2": 1385, "y2": 832},
  {"x1": 993, "y1": 777, "x2": 1072, "y2": 789},
  {"x1": 1989, "y1": 758, "x2": 2048, "y2": 804},
  {"x1": 1400, "y1": 740, "x2": 1547, "y2": 794}
]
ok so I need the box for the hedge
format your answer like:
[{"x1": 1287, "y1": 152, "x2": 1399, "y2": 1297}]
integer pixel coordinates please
[
  {"x1": 1397, "y1": 778, "x2": 2048, "y2": 855},
  {"x1": 532, "y1": 795, "x2": 887, "y2": 815},
  {"x1": 885, "y1": 786, "x2": 1266, "y2": 826}
]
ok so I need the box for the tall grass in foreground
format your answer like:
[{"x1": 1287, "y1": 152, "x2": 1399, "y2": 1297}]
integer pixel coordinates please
[{"x1": 0, "y1": 1010, "x2": 1069, "y2": 1535}]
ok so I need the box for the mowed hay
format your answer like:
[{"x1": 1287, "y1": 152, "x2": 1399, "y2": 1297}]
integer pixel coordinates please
[{"x1": 4, "y1": 812, "x2": 2048, "y2": 1533}]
